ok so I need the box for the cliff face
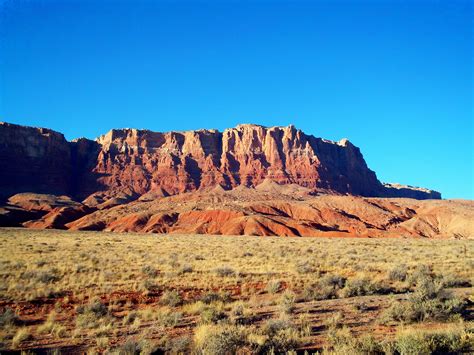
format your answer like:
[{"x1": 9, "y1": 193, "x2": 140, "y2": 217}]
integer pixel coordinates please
[
  {"x1": 0, "y1": 122, "x2": 441, "y2": 200},
  {"x1": 0, "y1": 122, "x2": 72, "y2": 199},
  {"x1": 92, "y1": 124, "x2": 385, "y2": 197}
]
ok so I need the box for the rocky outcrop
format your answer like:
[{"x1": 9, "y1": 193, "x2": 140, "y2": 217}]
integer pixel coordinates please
[{"x1": 0, "y1": 122, "x2": 441, "y2": 201}]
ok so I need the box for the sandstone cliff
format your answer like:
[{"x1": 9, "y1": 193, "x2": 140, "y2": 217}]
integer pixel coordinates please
[
  {"x1": 0, "y1": 122, "x2": 72, "y2": 199},
  {"x1": 0, "y1": 122, "x2": 441, "y2": 201}
]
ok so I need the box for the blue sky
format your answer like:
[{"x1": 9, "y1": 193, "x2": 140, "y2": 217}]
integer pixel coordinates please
[{"x1": 0, "y1": 0, "x2": 472, "y2": 199}]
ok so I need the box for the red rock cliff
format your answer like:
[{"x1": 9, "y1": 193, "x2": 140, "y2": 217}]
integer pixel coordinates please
[{"x1": 0, "y1": 122, "x2": 441, "y2": 200}]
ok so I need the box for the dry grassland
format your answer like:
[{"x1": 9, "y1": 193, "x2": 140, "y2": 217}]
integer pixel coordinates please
[{"x1": 0, "y1": 228, "x2": 472, "y2": 354}]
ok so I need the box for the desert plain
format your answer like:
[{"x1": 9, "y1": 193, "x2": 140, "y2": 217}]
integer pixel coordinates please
[{"x1": 0, "y1": 228, "x2": 472, "y2": 354}]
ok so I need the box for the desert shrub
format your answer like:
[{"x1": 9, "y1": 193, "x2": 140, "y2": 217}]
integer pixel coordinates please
[
  {"x1": 178, "y1": 264, "x2": 193, "y2": 275},
  {"x1": 325, "y1": 326, "x2": 356, "y2": 354},
  {"x1": 200, "y1": 291, "x2": 231, "y2": 304},
  {"x1": 295, "y1": 260, "x2": 315, "y2": 274},
  {"x1": 162, "y1": 335, "x2": 192, "y2": 354},
  {"x1": 215, "y1": 266, "x2": 235, "y2": 277},
  {"x1": 303, "y1": 274, "x2": 346, "y2": 301},
  {"x1": 323, "y1": 324, "x2": 473, "y2": 354},
  {"x1": 395, "y1": 325, "x2": 473, "y2": 355},
  {"x1": 266, "y1": 280, "x2": 282, "y2": 294},
  {"x1": 381, "y1": 274, "x2": 466, "y2": 324},
  {"x1": 81, "y1": 299, "x2": 108, "y2": 317},
  {"x1": 388, "y1": 264, "x2": 408, "y2": 281},
  {"x1": 112, "y1": 338, "x2": 156, "y2": 355},
  {"x1": 12, "y1": 327, "x2": 31, "y2": 348},
  {"x1": 229, "y1": 302, "x2": 252, "y2": 325},
  {"x1": 262, "y1": 318, "x2": 292, "y2": 336},
  {"x1": 279, "y1": 290, "x2": 296, "y2": 315},
  {"x1": 340, "y1": 277, "x2": 386, "y2": 298},
  {"x1": 353, "y1": 301, "x2": 370, "y2": 312},
  {"x1": 76, "y1": 299, "x2": 109, "y2": 329},
  {"x1": 199, "y1": 305, "x2": 227, "y2": 324},
  {"x1": 96, "y1": 336, "x2": 109, "y2": 349},
  {"x1": 35, "y1": 260, "x2": 48, "y2": 267},
  {"x1": 255, "y1": 318, "x2": 306, "y2": 353},
  {"x1": 324, "y1": 312, "x2": 343, "y2": 330},
  {"x1": 325, "y1": 326, "x2": 385, "y2": 354},
  {"x1": 142, "y1": 279, "x2": 159, "y2": 292},
  {"x1": 122, "y1": 311, "x2": 138, "y2": 325},
  {"x1": 194, "y1": 324, "x2": 247, "y2": 355},
  {"x1": 142, "y1": 265, "x2": 158, "y2": 277},
  {"x1": 439, "y1": 272, "x2": 471, "y2": 288},
  {"x1": 22, "y1": 269, "x2": 61, "y2": 284},
  {"x1": 357, "y1": 335, "x2": 385, "y2": 354},
  {"x1": 407, "y1": 264, "x2": 432, "y2": 285},
  {"x1": 303, "y1": 283, "x2": 335, "y2": 301},
  {"x1": 156, "y1": 310, "x2": 182, "y2": 328},
  {"x1": 159, "y1": 290, "x2": 181, "y2": 307},
  {"x1": 322, "y1": 274, "x2": 346, "y2": 289},
  {"x1": 0, "y1": 307, "x2": 19, "y2": 328},
  {"x1": 201, "y1": 291, "x2": 221, "y2": 304},
  {"x1": 395, "y1": 331, "x2": 432, "y2": 355},
  {"x1": 37, "y1": 312, "x2": 67, "y2": 338}
]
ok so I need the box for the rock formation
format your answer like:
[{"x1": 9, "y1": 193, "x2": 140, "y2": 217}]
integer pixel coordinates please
[
  {"x1": 2, "y1": 121, "x2": 463, "y2": 239},
  {"x1": 0, "y1": 122, "x2": 441, "y2": 200}
]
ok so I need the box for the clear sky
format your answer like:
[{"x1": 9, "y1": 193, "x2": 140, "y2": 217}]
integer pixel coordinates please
[{"x1": 0, "y1": 0, "x2": 472, "y2": 199}]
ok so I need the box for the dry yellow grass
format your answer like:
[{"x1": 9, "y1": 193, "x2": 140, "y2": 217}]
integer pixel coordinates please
[{"x1": 0, "y1": 228, "x2": 472, "y2": 353}]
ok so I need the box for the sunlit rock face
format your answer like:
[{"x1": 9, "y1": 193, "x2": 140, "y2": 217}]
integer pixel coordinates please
[{"x1": 0, "y1": 122, "x2": 441, "y2": 200}]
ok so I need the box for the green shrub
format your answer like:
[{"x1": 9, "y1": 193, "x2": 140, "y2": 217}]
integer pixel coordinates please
[
  {"x1": 340, "y1": 277, "x2": 386, "y2": 298},
  {"x1": 142, "y1": 265, "x2": 158, "y2": 277},
  {"x1": 200, "y1": 291, "x2": 231, "y2": 304},
  {"x1": 75, "y1": 299, "x2": 109, "y2": 329},
  {"x1": 324, "y1": 312, "x2": 343, "y2": 330},
  {"x1": 256, "y1": 318, "x2": 305, "y2": 353},
  {"x1": 0, "y1": 308, "x2": 19, "y2": 328},
  {"x1": 178, "y1": 264, "x2": 193, "y2": 275},
  {"x1": 12, "y1": 327, "x2": 31, "y2": 348},
  {"x1": 279, "y1": 291, "x2": 296, "y2": 315},
  {"x1": 295, "y1": 260, "x2": 315, "y2": 274},
  {"x1": 407, "y1": 264, "x2": 432, "y2": 285},
  {"x1": 122, "y1": 311, "x2": 138, "y2": 325},
  {"x1": 159, "y1": 290, "x2": 182, "y2": 307},
  {"x1": 194, "y1": 324, "x2": 247, "y2": 355},
  {"x1": 156, "y1": 310, "x2": 182, "y2": 328},
  {"x1": 394, "y1": 326, "x2": 473, "y2": 355},
  {"x1": 266, "y1": 280, "x2": 282, "y2": 294},
  {"x1": 323, "y1": 324, "x2": 473, "y2": 355},
  {"x1": 142, "y1": 279, "x2": 159, "y2": 292},
  {"x1": 230, "y1": 302, "x2": 250, "y2": 325},
  {"x1": 199, "y1": 305, "x2": 227, "y2": 324},
  {"x1": 215, "y1": 266, "x2": 235, "y2": 277},
  {"x1": 303, "y1": 274, "x2": 346, "y2": 301},
  {"x1": 388, "y1": 264, "x2": 408, "y2": 281},
  {"x1": 163, "y1": 335, "x2": 192, "y2": 354},
  {"x1": 381, "y1": 275, "x2": 466, "y2": 324},
  {"x1": 112, "y1": 338, "x2": 156, "y2": 355}
]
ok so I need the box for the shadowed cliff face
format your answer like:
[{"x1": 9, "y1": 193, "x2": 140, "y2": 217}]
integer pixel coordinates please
[
  {"x1": 0, "y1": 123, "x2": 72, "y2": 199},
  {"x1": 0, "y1": 122, "x2": 441, "y2": 200}
]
